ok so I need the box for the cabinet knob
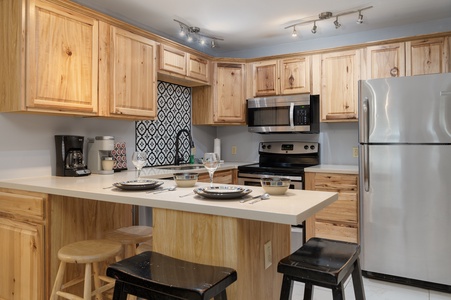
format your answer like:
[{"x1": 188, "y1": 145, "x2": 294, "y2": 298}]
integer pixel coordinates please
[{"x1": 390, "y1": 67, "x2": 399, "y2": 77}]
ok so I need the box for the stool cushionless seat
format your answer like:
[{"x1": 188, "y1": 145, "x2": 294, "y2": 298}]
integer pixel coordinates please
[
  {"x1": 107, "y1": 251, "x2": 237, "y2": 300},
  {"x1": 105, "y1": 225, "x2": 153, "y2": 259},
  {"x1": 277, "y1": 237, "x2": 365, "y2": 300}
]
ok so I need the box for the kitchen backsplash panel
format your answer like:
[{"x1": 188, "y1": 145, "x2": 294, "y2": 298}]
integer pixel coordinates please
[{"x1": 136, "y1": 81, "x2": 191, "y2": 166}]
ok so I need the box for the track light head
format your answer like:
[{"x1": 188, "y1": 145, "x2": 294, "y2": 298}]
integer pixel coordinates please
[
  {"x1": 311, "y1": 22, "x2": 317, "y2": 34},
  {"x1": 356, "y1": 11, "x2": 364, "y2": 24},
  {"x1": 334, "y1": 17, "x2": 341, "y2": 29},
  {"x1": 292, "y1": 26, "x2": 298, "y2": 37}
]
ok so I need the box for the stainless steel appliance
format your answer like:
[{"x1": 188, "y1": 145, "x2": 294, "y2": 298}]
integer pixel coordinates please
[
  {"x1": 55, "y1": 135, "x2": 91, "y2": 177},
  {"x1": 358, "y1": 73, "x2": 451, "y2": 292},
  {"x1": 247, "y1": 94, "x2": 320, "y2": 134},
  {"x1": 238, "y1": 141, "x2": 320, "y2": 252}
]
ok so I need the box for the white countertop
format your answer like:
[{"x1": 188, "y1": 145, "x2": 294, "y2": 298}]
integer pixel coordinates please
[
  {"x1": 305, "y1": 164, "x2": 358, "y2": 175},
  {"x1": 0, "y1": 163, "x2": 337, "y2": 226}
]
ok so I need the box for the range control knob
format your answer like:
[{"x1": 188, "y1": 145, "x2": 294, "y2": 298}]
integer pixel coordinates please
[
  {"x1": 310, "y1": 145, "x2": 315, "y2": 150},
  {"x1": 261, "y1": 145, "x2": 266, "y2": 149},
  {"x1": 267, "y1": 145, "x2": 272, "y2": 150},
  {"x1": 304, "y1": 145, "x2": 309, "y2": 150}
]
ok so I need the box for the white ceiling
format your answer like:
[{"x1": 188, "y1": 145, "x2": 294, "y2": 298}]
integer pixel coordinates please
[{"x1": 70, "y1": 0, "x2": 451, "y2": 57}]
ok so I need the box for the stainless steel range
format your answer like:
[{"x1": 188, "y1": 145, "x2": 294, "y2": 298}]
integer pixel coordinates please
[
  {"x1": 237, "y1": 141, "x2": 320, "y2": 190},
  {"x1": 237, "y1": 141, "x2": 320, "y2": 252}
]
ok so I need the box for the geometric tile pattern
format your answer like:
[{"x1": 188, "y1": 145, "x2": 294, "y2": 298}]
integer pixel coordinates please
[{"x1": 135, "y1": 81, "x2": 192, "y2": 167}]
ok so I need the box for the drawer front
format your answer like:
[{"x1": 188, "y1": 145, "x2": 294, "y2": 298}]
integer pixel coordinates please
[
  {"x1": 314, "y1": 221, "x2": 358, "y2": 243},
  {"x1": 0, "y1": 189, "x2": 47, "y2": 221}
]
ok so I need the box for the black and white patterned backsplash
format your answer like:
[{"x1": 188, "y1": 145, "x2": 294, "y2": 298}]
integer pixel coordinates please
[{"x1": 135, "y1": 81, "x2": 192, "y2": 167}]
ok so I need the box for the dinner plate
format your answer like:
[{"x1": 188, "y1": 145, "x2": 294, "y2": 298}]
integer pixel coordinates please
[
  {"x1": 202, "y1": 186, "x2": 245, "y2": 194},
  {"x1": 113, "y1": 180, "x2": 164, "y2": 191},
  {"x1": 194, "y1": 187, "x2": 252, "y2": 199}
]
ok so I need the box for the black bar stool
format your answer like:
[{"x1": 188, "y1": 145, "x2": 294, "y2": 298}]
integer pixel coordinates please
[
  {"x1": 107, "y1": 251, "x2": 237, "y2": 300},
  {"x1": 277, "y1": 237, "x2": 365, "y2": 300}
]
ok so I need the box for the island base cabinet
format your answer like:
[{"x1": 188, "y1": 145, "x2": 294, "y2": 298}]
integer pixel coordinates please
[{"x1": 152, "y1": 208, "x2": 291, "y2": 300}]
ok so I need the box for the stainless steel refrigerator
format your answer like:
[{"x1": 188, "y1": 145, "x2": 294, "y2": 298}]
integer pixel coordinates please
[{"x1": 358, "y1": 73, "x2": 451, "y2": 291}]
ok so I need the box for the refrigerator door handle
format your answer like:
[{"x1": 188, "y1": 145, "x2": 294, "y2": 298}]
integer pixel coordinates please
[
  {"x1": 440, "y1": 91, "x2": 451, "y2": 96},
  {"x1": 360, "y1": 97, "x2": 370, "y2": 143},
  {"x1": 363, "y1": 144, "x2": 370, "y2": 192}
]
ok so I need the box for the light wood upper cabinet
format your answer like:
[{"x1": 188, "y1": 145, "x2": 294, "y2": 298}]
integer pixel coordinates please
[
  {"x1": 321, "y1": 49, "x2": 361, "y2": 122},
  {"x1": 0, "y1": 0, "x2": 99, "y2": 115},
  {"x1": 406, "y1": 37, "x2": 450, "y2": 75},
  {"x1": 192, "y1": 62, "x2": 246, "y2": 125},
  {"x1": 365, "y1": 43, "x2": 406, "y2": 79},
  {"x1": 99, "y1": 23, "x2": 157, "y2": 119},
  {"x1": 158, "y1": 44, "x2": 210, "y2": 86},
  {"x1": 252, "y1": 57, "x2": 311, "y2": 97},
  {"x1": 365, "y1": 37, "x2": 449, "y2": 79},
  {"x1": 305, "y1": 172, "x2": 359, "y2": 244}
]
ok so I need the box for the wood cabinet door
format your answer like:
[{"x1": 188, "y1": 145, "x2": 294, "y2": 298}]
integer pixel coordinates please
[
  {"x1": 280, "y1": 56, "x2": 310, "y2": 94},
  {"x1": 253, "y1": 60, "x2": 278, "y2": 96},
  {"x1": 108, "y1": 26, "x2": 157, "y2": 118},
  {"x1": 214, "y1": 63, "x2": 246, "y2": 123},
  {"x1": 365, "y1": 43, "x2": 406, "y2": 79},
  {"x1": 26, "y1": 0, "x2": 98, "y2": 114},
  {"x1": 187, "y1": 53, "x2": 210, "y2": 82},
  {"x1": 0, "y1": 218, "x2": 44, "y2": 300},
  {"x1": 406, "y1": 37, "x2": 449, "y2": 76},
  {"x1": 321, "y1": 49, "x2": 361, "y2": 121},
  {"x1": 158, "y1": 44, "x2": 187, "y2": 75}
]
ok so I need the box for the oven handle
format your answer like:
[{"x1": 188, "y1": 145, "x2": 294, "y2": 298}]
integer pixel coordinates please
[
  {"x1": 238, "y1": 173, "x2": 303, "y2": 182},
  {"x1": 289, "y1": 102, "x2": 295, "y2": 129}
]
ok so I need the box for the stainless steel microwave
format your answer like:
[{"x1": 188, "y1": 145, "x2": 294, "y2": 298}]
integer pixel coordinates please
[{"x1": 247, "y1": 94, "x2": 320, "y2": 133}]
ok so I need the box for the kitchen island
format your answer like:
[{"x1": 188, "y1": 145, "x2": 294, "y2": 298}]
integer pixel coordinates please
[{"x1": 0, "y1": 171, "x2": 337, "y2": 300}]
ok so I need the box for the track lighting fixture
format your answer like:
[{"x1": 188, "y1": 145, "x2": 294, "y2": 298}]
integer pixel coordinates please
[
  {"x1": 285, "y1": 6, "x2": 372, "y2": 37},
  {"x1": 311, "y1": 21, "x2": 317, "y2": 34},
  {"x1": 174, "y1": 19, "x2": 224, "y2": 48},
  {"x1": 334, "y1": 17, "x2": 341, "y2": 29},
  {"x1": 356, "y1": 10, "x2": 364, "y2": 24}
]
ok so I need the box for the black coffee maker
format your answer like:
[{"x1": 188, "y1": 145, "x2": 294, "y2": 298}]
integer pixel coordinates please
[{"x1": 55, "y1": 135, "x2": 91, "y2": 177}]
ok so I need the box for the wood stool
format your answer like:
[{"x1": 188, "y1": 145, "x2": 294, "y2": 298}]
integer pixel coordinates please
[
  {"x1": 50, "y1": 239, "x2": 123, "y2": 300},
  {"x1": 106, "y1": 251, "x2": 238, "y2": 300},
  {"x1": 105, "y1": 225, "x2": 153, "y2": 259},
  {"x1": 135, "y1": 238, "x2": 153, "y2": 254},
  {"x1": 277, "y1": 237, "x2": 366, "y2": 300}
]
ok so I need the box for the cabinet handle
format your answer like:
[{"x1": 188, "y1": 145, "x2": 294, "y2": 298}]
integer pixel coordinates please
[{"x1": 390, "y1": 67, "x2": 398, "y2": 77}]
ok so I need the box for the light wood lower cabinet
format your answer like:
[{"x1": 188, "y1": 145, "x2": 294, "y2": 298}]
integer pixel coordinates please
[
  {"x1": 0, "y1": 188, "x2": 132, "y2": 300},
  {"x1": 304, "y1": 172, "x2": 359, "y2": 243},
  {"x1": 197, "y1": 169, "x2": 237, "y2": 184}
]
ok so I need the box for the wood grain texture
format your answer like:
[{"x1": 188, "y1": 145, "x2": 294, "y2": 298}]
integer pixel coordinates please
[
  {"x1": 365, "y1": 43, "x2": 406, "y2": 79},
  {"x1": 253, "y1": 60, "x2": 279, "y2": 96},
  {"x1": 152, "y1": 208, "x2": 291, "y2": 300},
  {"x1": 280, "y1": 56, "x2": 311, "y2": 94},
  {"x1": 406, "y1": 37, "x2": 449, "y2": 76},
  {"x1": 305, "y1": 172, "x2": 359, "y2": 243}
]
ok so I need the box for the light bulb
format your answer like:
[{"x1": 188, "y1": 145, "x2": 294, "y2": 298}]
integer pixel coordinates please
[{"x1": 291, "y1": 26, "x2": 298, "y2": 37}]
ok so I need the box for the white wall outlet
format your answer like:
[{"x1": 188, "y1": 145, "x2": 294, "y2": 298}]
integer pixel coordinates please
[
  {"x1": 231, "y1": 146, "x2": 237, "y2": 155},
  {"x1": 264, "y1": 241, "x2": 272, "y2": 269},
  {"x1": 352, "y1": 147, "x2": 359, "y2": 158}
]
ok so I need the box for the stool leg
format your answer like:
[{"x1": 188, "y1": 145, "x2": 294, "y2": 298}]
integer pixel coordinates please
[
  {"x1": 280, "y1": 275, "x2": 293, "y2": 300},
  {"x1": 112, "y1": 280, "x2": 128, "y2": 300},
  {"x1": 50, "y1": 261, "x2": 66, "y2": 300},
  {"x1": 213, "y1": 290, "x2": 228, "y2": 300},
  {"x1": 84, "y1": 263, "x2": 92, "y2": 300},
  {"x1": 303, "y1": 283, "x2": 313, "y2": 300},
  {"x1": 93, "y1": 262, "x2": 104, "y2": 300},
  {"x1": 331, "y1": 283, "x2": 345, "y2": 300},
  {"x1": 351, "y1": 258, "x2": 366, "y2": 300}
]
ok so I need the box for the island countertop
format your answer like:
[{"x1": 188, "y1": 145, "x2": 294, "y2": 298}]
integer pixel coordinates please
[{"x1": 0, "y1": 170, "x2": 337, "y2": 225}]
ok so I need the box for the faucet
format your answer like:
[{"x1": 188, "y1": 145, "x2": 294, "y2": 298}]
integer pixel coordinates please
[{"x1": 174, "y1": 129, "x2": 194, "y2": 165}]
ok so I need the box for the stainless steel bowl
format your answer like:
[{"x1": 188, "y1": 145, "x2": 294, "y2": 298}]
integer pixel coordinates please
[
  {"x1": 173, "y1": 173, "x2": 198, "y2": 187},
  {"x1": 260, "y1": 177, "x2": 290, "y2": 195}
]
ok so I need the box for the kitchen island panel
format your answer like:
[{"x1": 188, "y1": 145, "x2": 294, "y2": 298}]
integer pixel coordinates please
[{"x1": 152, "y1": 208, "x2": 291, "y2": 300}]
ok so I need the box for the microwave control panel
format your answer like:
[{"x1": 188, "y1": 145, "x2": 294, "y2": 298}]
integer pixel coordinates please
[{"x1": 294, "y1": 105, "x2": 310, "y2": 125}]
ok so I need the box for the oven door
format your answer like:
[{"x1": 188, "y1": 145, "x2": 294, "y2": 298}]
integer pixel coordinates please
[{"x1": 237, "y1": 173, "x2": 303, "y2": 190}]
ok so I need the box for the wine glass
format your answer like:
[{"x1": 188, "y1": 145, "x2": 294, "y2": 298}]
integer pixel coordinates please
[
  {"x1": 202, "y1": 152, "x2": 219, "y2": 188},
  {"x1": 131, "y1": 151, "x2": 147, "y2": 179}
]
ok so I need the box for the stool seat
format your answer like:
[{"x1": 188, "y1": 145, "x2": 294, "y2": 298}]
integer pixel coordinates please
[
  {"x1": 58, "y1": 239, "x2": 123, "y2": 264},
  {"x1": 107, "y1": 251, "x2": 237, "y2": 300},
  {"x1": 105, "y1": 225, "x2": 153, "y2": 259},
  {"x1": 277, "y1": 237, "x2": 365, "y2": 300}
]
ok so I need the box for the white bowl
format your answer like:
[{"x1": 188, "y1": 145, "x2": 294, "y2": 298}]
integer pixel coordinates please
[
  {"x1": 173, "y1": 173, "x2": 198, "y2": 187},
  {"x1": 260, "y1": 177, "x2": 291, "y2": 195}
]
